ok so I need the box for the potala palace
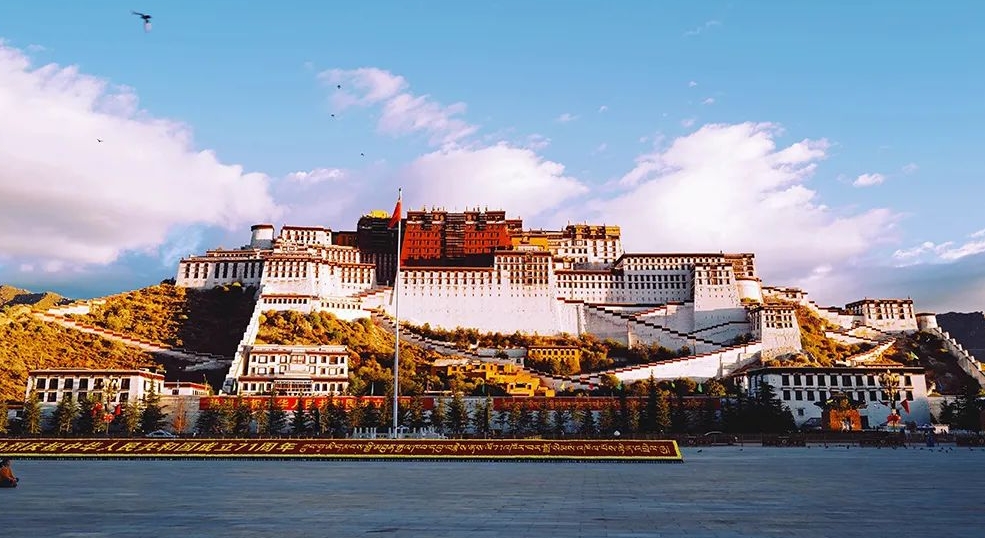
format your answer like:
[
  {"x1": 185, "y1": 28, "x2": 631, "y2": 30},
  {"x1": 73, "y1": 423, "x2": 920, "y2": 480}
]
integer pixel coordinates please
[{"x1": 170, "y1": 207, "x2": 981, "y2": 414}]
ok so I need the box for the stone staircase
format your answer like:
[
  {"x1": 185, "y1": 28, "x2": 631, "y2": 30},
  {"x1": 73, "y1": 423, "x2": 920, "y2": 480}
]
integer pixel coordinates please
[{"x1": 583, "y1": 303, "x2": 725, "y2": 348}]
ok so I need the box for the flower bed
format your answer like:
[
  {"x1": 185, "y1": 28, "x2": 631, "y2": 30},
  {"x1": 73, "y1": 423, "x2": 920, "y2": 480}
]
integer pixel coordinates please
[{"x1": 0, "y1": 438, "x2": 682, "y2": 462}]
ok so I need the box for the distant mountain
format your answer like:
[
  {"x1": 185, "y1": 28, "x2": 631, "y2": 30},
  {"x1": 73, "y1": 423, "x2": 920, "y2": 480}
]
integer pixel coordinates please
[
  {"x1": 0, "y1": 284, "x2": 70, "y2": 312},
  {"x1": 936, "y1": 312, "x2": 985, "y2": 361}
]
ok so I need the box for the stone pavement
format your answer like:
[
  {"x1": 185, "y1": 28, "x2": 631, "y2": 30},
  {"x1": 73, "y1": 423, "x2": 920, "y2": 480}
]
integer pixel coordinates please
[{"x1": 2, "y1": 445, "x2": 984, "y2": 537}]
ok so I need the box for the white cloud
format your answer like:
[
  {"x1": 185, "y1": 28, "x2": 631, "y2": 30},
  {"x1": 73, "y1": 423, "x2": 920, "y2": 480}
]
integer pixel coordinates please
[
  {"x1": 395, "y1": 144, "x2": 589, "y2": 221},
  {"x1": 902, "y1": 162, "x2": 919, "y2": 175},
  {"x1": 556, "y1": 112, "x2": 578, "y2": 123},
  {"x1": 702, "y1": 97, "x2": 715, "y2": 105},
  {"x1": 598, "y1": 105, "x2": 608, "y2": 113},
  {"x1": 0, "y1": 41, "x2": 281, "y2": 269},
  {"x1": 525, "y1": 134, "x2": 551, "y2": 150},
  {"x1": 688, "y1": 81, "x2": 698, "y2": 88},
  {"x1": 587, "y1": 122, "x2": 899, "y2": 283},
  {"x1": 318, "y1": 67, "x2": 477, "y2": 146},
  {"x1": 284, "y1": 167, "x2": 345, "y2": 185},
  {"x1": 853, "y1": 172, "x2": 886, "y2": 187},
  {"x1": 681, "y1": 118, "x2": 696, "y2": 128},
  {"x1": 684, "y1": 20, "x2": 722, "y2": 37},
  {"x1": 892, "y1": 228, "x2": 985, "y2": 266}
]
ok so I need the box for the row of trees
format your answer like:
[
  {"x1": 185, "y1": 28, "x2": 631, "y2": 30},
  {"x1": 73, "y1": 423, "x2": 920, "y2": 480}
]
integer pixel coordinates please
[
  {"x1": 189, "y1": 376, "x2": 797, "y2": 438},
  {"x1": 1, "y1": 389, "x2": 168, "y2": 436}
]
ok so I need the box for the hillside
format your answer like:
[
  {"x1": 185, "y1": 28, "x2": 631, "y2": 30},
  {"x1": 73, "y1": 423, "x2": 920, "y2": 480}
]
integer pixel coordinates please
[
  {"x1": 936, "y1": 312, "x2": 985, "y2": 361},
  {"x1": 255, "y1": 310, "x2": 435, "y2": 395},
  {"x1": 0, "y1": 284, "x2": 68, "y2": 312},
  {"x1": 0, "y1": 306, "x2": 155, "y2": 402},
  {"x1": 70, "y1": 283, "x2": 257, "y2": 356},
  {"x1": 793, "y1": 304, "x2": 873, "y2": 366},
  {"x1": 884, "y1": 331, "x2": 978, "y2": 395}
]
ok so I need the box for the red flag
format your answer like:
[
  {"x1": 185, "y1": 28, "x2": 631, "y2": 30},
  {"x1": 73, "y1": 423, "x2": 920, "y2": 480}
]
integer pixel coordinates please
[
  {"x1": 387, "y1": 191, "x2": 402, "y2": 229},
  {"x1": 901, "y1": 399, "x2": 910, "y2": 414},
  {"x1": 114, "y1": 404, "x2": 122, "y2": 416}
]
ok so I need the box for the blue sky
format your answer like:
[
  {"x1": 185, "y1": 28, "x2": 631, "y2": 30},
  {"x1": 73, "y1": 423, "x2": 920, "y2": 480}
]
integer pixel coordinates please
[{"x1": 1, "y1": 1, "x2": 984, "y2": 312}]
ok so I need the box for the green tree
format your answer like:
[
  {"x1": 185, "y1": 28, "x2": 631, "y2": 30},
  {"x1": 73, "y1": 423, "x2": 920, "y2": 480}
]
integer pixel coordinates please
[
  {"x1": 655, "y1": 391, "x2": 672, "y2": 433},
  {"x1": 291, "y1": 398, "x2": 311, "y2": 436},
  {"x1": 75, "y1": 396, "x2": 97, "y2": 435},
  {"x1": 471, "y1": 397, "x2": 493, "y2": 437},
  {"x1": 140, "y1": 385, "x2": 167, "y2": 433},
  {"x1": 534, "y1": 400, "x2": 551, "y2": 436},
  {"x1": 265, "y1": 394, "x2": 287, "y2": 435},
  {"x1": 232, "y1": 398, "x2": 253, "y2": 436},
  {"x1": 309, "y1": 401, "x2": 323, "y2": 436},
  {"x1": 953, "y1": 381, "x2": 984, "y2": 431},
  {"x1": 430, "y1": 398, "x2": 446, "y2": 433},
  {"x1": 642, "y1": 374, "x2": 659, "y2": 434},
  {"x1": 121, "y1": 400, "x2": 143, "y2": 436},
  {"x1": 447, "y1": 393, "x2": 469, "y2": 436},
  {"x1": 195, "y1": 406, "x2": 223, "y2": 436},
  {"x1": 704, "y1": 379, "x2": 728, "y2": 397},
  {"x1": 52, "y1": 394, "x2": 79, "y2": 436},
  {"x1": 407, "y1": 395, "x2": 427, "y2": 429},
  {"x1": 506, "y1": 401, "x2": 524, "y2": 436},
  {"x1": 576, "y1": 407, "x2": 596, "y2": 437},
  {"x1": 551, "y1": 408, "x2": 569, "y2": 437},
  {"x1": 23, "y1": 391, "x2": 43, "y2": 435},
  {"x1": 600, "y1": 402, "x2": 619, "y2": 437}
]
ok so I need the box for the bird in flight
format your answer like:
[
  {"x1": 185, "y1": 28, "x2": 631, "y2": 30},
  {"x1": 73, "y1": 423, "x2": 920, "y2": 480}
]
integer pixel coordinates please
[
  {"x1": 360, "y1": 153, "x2": 365, "y2": 157},
  {"x1": 97, "y1": 139, "x2": 103, "y2": 143},
  {"x1": 330, "y1": 114, "x2": 336, "y2": 118},
  {"x1": 132, "y1": 11, "x2": 152, "y2": 32},
  {"x1": 337, "y1": 84, "x2": 342, "y2": 89}
]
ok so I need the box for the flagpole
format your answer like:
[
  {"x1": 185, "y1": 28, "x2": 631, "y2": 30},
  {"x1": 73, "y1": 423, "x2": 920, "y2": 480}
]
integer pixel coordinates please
[{"x1": 392, "y1": 188, "x2": 402, "y2": 435}]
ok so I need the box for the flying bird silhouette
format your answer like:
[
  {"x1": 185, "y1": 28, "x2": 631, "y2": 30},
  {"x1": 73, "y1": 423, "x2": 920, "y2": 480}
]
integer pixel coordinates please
[
  {"x1": 96, "y1": 139, "x2": 103, "y2": 143},
  {"x1": 337, "y1": 84, "x2": 342, "y2": 89},
  {"x1": 132, "y1": 11, "x2": 152, "y2": 32},
  {"x1": 360, "y1": 153, "x2": 365, "y2": 157}
]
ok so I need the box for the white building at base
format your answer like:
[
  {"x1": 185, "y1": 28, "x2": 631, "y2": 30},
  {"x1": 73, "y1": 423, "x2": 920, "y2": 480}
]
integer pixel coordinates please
[{"x1": 741, "y1": 363, "x2": 931, "y2": 428}]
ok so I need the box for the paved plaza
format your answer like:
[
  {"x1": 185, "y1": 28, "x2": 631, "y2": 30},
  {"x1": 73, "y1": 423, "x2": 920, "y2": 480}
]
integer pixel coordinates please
[{"x1": 2, "y1": 445, "x2": 984, "y2": 537}]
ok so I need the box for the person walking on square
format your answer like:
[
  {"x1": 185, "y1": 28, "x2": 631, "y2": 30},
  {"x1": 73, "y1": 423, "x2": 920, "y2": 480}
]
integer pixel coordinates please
[{"x1": 0, "y1": 459, "x2": 18, "y2": 488}]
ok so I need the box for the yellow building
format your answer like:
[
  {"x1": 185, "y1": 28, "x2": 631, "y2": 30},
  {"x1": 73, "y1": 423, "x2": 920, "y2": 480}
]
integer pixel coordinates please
[
  {"x1": 526, "y1": 345, "x2": 582, "y2": 374},
  {"x1": 431, "y1": 358, "x2": 555, "y2": 397}
]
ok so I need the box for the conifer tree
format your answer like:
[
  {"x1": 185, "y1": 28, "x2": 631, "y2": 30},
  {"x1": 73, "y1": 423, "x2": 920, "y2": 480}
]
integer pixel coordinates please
[
  {"x1": 195, "y1": 406, "x2": 222, "y2": 436},
  {"x1": 576, "y1": 407, "x2": 596, "y2": 437},
  {"x1": 75, "y1": 395, "x2": 97, "y2": 435},
  {"x1": 23, "y1": 391, "x2": 43, "y2": 435},
  {"x1": 309, "y1": 401, "x2": 323, "y2": 436},
  {"x1": 655, "y1": 391, "x2": 672, "y2": 433},
  {"x1": 232, "y1": 398, "x2": 253, "y2": 436},
  {"x1": 643, "y1": 374, "x2": 659, "y2": 433},
  {"x1": 140, "y1": 384, "x2": 167, "y2": 433},
  {"x1": 551, "y1": 408, "x2": 569, "y2": 437},
  {"x1": 265, "y1": 394, "x2": 287, "y2": 436},
  {"x1": 534, "y1": 400, "x2": 551, "y2": 436},
  {"x1": 507, "y1": 401, "x2": 524, "y2": 436},
  {"x1": 447, "y1": 392, "x2": 469, "y2": 436},
  {"x1": 291, "y1": 398, "x2": 310, "y2": 435},
  {"x1": 471, "y1": 397, "x2": 493, "y2": 437},
  {"x1": 407, "y1": 395, "x2": 426, "y2": 429},
  {"x1": 122, "y1": 400, "x2": 143, "y2": 436},
  {"x1": 53, "y1": 393, "x2": 80, "y2": 436},
  {"x1": 430, "y1": 398, "x2": 446, "y2": 433}
]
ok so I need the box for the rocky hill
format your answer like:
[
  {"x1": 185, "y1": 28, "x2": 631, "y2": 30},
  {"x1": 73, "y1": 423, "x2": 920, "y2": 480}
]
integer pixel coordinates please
[
  {"x1": 0, "y1": 284, "x2": 68, "y2": 312},
  {"x1": 936, "y1": 312, "x2": 985, "y2": 361}
]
